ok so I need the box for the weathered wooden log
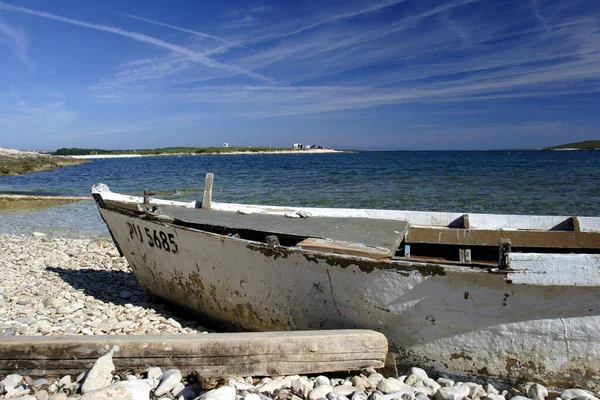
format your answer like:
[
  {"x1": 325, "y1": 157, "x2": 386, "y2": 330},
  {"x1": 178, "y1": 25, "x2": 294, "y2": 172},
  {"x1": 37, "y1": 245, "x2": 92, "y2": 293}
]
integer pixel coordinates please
[{"x1": 0, "y1": 330, "x2": 388, "y2": 377}]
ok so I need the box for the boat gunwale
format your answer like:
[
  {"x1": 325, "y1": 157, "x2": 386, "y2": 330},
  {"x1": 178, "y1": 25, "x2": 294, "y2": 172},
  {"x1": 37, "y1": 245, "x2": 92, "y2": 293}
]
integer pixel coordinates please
[{"x1": 92, "y1": 186, "x2": 600, "y2": 233}]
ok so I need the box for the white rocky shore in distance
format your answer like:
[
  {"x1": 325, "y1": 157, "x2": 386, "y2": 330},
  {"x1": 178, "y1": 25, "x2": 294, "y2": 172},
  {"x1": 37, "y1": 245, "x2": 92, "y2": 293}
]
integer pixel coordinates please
[
  {"x1": 2, "y1": 354, "x2": 600, "y2": 400},
  {"x1": 69, "y1": 149, "x2": 345, "y2": 159},
  {"x1": 0, "y1": 234, "x2": 207, "y2": 336}
]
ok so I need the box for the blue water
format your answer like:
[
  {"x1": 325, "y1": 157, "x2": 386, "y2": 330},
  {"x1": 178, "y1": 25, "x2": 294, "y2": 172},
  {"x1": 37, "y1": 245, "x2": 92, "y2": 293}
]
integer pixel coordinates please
[{"x1": 1, "y1": 151, "x2": 598, "y2": 237}]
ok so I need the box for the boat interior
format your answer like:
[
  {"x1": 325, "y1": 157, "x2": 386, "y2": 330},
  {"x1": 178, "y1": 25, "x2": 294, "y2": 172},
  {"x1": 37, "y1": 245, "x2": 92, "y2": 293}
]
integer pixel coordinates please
[{"x1": 93, "y1": 177, "x2": 600, "y2": 268}]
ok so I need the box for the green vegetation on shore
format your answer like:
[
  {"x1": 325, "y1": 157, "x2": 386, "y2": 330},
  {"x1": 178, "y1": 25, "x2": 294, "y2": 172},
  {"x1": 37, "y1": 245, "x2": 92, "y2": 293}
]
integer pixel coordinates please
[
  {"x1": 544, "y1": 140, "x2": 600, "y2": 150},
  {"x1": 53, "y1": 146, "x2": 324, "y2": 156}
]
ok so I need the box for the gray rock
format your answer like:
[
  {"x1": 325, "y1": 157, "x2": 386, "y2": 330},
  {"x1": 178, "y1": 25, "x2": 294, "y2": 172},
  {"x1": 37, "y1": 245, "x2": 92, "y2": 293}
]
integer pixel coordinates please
[
  {"x1": 316, "y1": 377, "x2": 331, "y2": 388},
  {"x1": 369, "y1": 391, "x2": 385, "y2": 400},
  {"x1": 352, "y1": 390, "x2": 368, "y2": 400},
  {"x1": 81, "y1": 379, "x2": 155, "y2": 400},
  {"x1": 327, "y1": 392, "x2": 350, "y2": 400},
  {"x1": 33, "y1": 379, "x2": 51, "y2": 389},
  {"x1": 277, "y1": 388, "x2": 295, "y2": 400},
  {"x1": 146, "y1": 367, "x2": 163, "y2": 380},
  {"x1": 528, "y1": 384, "x2": 548, "y2": 400},
  {"x1": 1, "y1": 373, "x2": 23, "y2": 391},
  {"x1": 422, "y1": 378, "x2": 441, "y2": 393},
  {"x1": 42, "y1": 297, "x2": 67, "y2": 309},
  {"x1": 434, "y1": 385, "x2": 470, "y2": 400},
  {"x1": 58, "y1": 375, "x2": 71, "y2": 388},
  {"x1": 405, "y1": 376, "x2": 421, "y2": 387},
  {"x1": 437, "y1": 379, "x2": 454, "y2": 388},
  {"x1": 482, "y1": 396, "x2": 504, "y2": 400},
  {"x1": 309, "y1": 385, "x2": 334, "y2": 400},
  {"x1": 81, "y1": 351, "x2": 115, "y2": 394},
  {"x1": 383, "y1": 390, "x2": 415, "y2": 400},
  {"x1": 259, "y1": 378, "x2": 287, "y2": 394},
  {"x1": 334, "y1": 386, "x2": 359, "y2": 396},
  {"x1": 198, "y1": 386, "x2": 237, "y2": 400},
  {"x1": 176, "y1": 385, "x2": 201, "y2": 399},
  {"x1": 292, "y1": 377, "x2": 314, "y2": 397},
  {"x1": 36, "y1": 389, "x2": 50, "y2": 400},
  {"x1": 49, "y1": 393, "x2": 67, "y2": 400},
  {"x1": 561, "y1": 391, "x2": 594, "y2": 400},
  {"x1": 245, "y1": 395, "x2": 262, "y2": 400},
  {"x1": 413, "y1": 385, "x2": 434, "y2": 397},
  {"x1": 154, "y1": 369, "x2": 182, "y2": 396},
  {"x1": 409, "y1": 368, "x2": 428, "y2": 381},
  {"x1": 377, "y1": 379, "x2": 408, "y2": 394},
  {"x1": 231, "y1": 380, "x2": 255, "y2": 391},
  {"x1": 368, "y1": 374, "x2": 385, "y2": 386},
  {"x1": 415, "y1": 393, "x2": 429, "y2": 400},
  {"x1": 352, "y1": 377, "x2": 371, "y2": 390},
  {"x1": 465, "y1": 384, "x2": 485, "y2": 399},
  {"x1": 484, "y1": 385, "x2": 498, "y2": 396}
]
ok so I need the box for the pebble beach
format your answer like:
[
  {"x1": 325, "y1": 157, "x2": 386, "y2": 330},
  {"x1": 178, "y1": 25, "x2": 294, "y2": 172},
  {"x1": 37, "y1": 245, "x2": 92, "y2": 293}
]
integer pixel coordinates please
[
  {"x1": 0, "y1": 234, "x2": 206, "y2": 337},
  {"x1": 2, "y1": 233, "x2": 600, "y2": 400}
]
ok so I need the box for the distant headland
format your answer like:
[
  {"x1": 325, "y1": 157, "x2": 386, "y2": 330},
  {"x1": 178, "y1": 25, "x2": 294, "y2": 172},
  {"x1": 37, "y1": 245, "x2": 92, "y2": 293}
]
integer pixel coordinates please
[
  {"x1": 543, "y1": 140, "x2": 600, "y2": 150},
  {"x1": 0, "y1": 148, "x2": 87, "y2": 176}
]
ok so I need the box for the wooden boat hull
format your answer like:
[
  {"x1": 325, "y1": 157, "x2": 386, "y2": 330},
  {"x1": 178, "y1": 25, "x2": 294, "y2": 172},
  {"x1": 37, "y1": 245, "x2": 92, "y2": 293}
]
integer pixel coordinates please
[{"x1": 93, "y1": 189, "x2": 600, "y2": 389}]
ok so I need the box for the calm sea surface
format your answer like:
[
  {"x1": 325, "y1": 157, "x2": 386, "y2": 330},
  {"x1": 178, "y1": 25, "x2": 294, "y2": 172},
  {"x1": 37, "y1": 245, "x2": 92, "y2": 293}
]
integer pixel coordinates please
[{"x1": 1, "y1": 151, "x2": 598, "y2": 238}]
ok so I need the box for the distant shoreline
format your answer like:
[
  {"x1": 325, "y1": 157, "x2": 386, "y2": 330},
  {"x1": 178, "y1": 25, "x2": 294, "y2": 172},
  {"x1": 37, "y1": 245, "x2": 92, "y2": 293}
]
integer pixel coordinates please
[
  {"x1": 68, "y1": 149, "x2": 346, "y2": 159},
  {"x1": 0, "y1": 147, "x2": 88, "y2": 175}
]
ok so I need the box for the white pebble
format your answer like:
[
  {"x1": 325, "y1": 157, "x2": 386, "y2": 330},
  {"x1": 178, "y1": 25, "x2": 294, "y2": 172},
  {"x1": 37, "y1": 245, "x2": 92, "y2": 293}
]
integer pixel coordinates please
[
  {"x1": 309, "y1": 385, "x2": 334, "y2": 400},
  {"x1": 409, "y1": 368, "x2": 428, "y2": 381},
  {"x1": 146, "y1": 367, "x2": 163, "y2": 380},
  {"x1": 377, "y1": 378, "x2": 407, "y2": 394},
  {"x1": 154, "y1": 369, "x2": 183, "y2": 396},
  {"x1": 316, "y1": 376, "x2": 331, "y2": 388},
  {"x1": 528, "y1": 384, "x2": 548, "y2": 400},
  {"x1": 81, "y1": 379, "x2": 155, "y2": 400},
  {"x1": 292, "y1": 377, "x2": 314, "y2": 397},
  {"x1": 434, "y1": 385, "x2": 470, "y2": 400},
  {"x1": 81, "y1": 351, "x2": 115, "y2": 394},
  {"x1": 199, "y1": 385, "x2": 237, "y2": 400},
  {"x1": 561, "y1": 390, "x2": 594, "y2": 400}
]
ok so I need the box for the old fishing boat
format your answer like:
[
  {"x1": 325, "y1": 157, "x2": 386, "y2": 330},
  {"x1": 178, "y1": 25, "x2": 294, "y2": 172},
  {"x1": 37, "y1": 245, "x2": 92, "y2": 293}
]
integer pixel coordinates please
[{"x1": 91, "y1": 175, "x2": 600, "y2": 389}]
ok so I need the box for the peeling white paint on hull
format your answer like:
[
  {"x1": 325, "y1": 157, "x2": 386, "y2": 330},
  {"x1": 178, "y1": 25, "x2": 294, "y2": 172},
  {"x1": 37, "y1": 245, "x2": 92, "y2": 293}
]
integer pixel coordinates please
[{"x1": 97, "y1": 206, "x2": 600, "y2": 390}]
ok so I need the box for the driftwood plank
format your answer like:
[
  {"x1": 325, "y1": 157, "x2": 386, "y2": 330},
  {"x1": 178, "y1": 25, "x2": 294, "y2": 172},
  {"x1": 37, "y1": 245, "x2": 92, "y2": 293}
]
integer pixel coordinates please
[{"x1": 0, "y1": 330, "x2": 387, "y2": 377}]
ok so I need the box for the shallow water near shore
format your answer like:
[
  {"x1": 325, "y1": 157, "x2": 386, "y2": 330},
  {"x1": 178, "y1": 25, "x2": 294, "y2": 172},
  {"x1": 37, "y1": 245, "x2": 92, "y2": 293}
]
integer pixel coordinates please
[{"x1": 0, "y1": 150, "x2": 599, "y2": 237}]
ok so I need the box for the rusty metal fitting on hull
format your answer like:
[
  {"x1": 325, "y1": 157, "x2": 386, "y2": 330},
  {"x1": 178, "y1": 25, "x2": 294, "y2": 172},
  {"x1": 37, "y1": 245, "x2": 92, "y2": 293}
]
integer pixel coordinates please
[{"x1": 143, "y1": 190, "x2": 156, "y2": 206}]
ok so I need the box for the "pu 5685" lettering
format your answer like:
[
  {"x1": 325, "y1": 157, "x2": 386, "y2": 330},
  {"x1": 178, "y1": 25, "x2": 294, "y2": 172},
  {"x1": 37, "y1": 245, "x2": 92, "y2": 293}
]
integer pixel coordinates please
[{"x1": 126, "y1": 222, "x2": 178, "y2": 254}]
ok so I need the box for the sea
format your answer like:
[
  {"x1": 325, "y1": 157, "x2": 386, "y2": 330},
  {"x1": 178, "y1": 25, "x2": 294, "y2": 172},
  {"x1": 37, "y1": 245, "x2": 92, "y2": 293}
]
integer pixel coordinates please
[{"x1": 1, "y1": 150, "x2": 598, "y2": 238}]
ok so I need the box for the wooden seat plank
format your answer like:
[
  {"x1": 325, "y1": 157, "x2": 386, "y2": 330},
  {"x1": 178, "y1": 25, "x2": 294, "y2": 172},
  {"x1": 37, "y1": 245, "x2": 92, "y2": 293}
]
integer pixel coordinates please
[{"x1": 160, "y1": 206, "x2": 409, "y2": 255}]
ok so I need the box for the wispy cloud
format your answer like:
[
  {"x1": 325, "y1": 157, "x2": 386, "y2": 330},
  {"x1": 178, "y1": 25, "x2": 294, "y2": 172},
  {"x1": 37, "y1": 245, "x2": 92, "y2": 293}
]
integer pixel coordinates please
[
  {"x1": 7, "y1": 0, "x2": 597, "y2": 145},
  {"x1": 0, "y1": 1, "x2": 269, "y2": 81},
  {"x1": 119, "y1": 13, "x2": 246, "y2": 49},
  {"x1": 0, "y1": 14, "x2": 30, "y2": 67},
  {"x1": 0, "y1": 96, "x2": 76, "y2": 133}
]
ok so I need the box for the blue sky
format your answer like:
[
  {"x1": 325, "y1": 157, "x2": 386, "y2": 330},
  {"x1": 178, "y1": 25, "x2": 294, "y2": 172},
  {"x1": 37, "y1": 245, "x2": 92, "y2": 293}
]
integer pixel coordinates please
[{"x1": 0, "y1": 0, "x2": 599, "y2": 150}]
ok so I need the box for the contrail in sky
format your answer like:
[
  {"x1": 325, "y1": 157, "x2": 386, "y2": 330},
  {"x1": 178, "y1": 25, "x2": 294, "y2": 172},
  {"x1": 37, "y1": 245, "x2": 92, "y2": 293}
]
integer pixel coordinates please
[
  {"x1": 0, "y1": 1, "x2": 268, "y2": 81},
  {"x1": 120, "y1": 13, "x2": 247, "y2": 49}
]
